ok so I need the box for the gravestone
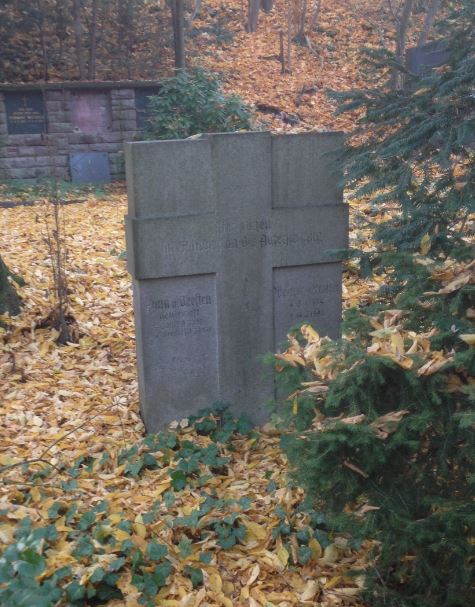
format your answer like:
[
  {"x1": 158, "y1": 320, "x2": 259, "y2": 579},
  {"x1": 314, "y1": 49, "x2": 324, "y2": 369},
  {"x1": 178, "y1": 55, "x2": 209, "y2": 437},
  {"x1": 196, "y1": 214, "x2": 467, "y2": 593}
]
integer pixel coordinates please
[
  {"x1": 5, "y1": 91, "x2": 45, "y2": 135},
  {"x1": 70, "y1": 90, "x2": 111, "y2": 134},
  {"x1": 135, "y1": 88, "x2": 160, "y2": 130},
  {"x1": 125, "y1": 132, "x2": 347, "y2": 431},
  {"x1": 406, "y1": 39, "x2": 450, "y2": 76},
  {"x1": 70, "y1": 152, "x2": 111, "y2": 183}
]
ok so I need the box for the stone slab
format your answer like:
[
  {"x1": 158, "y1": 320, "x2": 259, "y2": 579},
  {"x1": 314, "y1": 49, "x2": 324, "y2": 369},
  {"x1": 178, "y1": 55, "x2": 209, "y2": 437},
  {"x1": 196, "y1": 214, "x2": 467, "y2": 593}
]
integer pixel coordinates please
[
  {"x1": 5, "y1": 91, "x2": 46, "y2": 135},
  {"x1": 406, "y1": 39, "x2": 450, "y2": 75},
  {"x1": 125, "y1": 131, "x2": 347, "y2": 432},
  {"x1": 70, "y1": 152, "x2": 111, "y2": 183}
]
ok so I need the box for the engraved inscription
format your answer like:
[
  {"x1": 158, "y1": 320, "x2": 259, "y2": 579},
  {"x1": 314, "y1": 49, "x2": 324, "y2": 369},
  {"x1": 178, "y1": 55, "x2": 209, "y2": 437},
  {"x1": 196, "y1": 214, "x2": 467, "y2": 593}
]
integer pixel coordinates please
[
  {"x1": 5, "y1": 92, "x2": 45, "y2": 135},
  {"x1": 273, "y1": 264, "x2": 342, "y2": 346},
  {"x1": 162, "y1": 218, "x2": 322, "y2": 256},
  {"x1": 140, "y1": 275, "x2": 219, "y2": 397}
]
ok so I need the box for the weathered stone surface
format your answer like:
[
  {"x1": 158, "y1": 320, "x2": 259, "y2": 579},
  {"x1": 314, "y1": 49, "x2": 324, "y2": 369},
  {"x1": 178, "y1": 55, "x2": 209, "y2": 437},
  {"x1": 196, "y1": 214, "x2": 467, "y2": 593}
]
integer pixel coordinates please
[
  {"x1": 70, "y1": 151, "x2": 111, "y2": 183},
  {"x1": 125, "y1": 132, "x2": 347, "y2": 431},
  {"x1": 5, "y1": 91, "x2": 46, "y2": 135}
]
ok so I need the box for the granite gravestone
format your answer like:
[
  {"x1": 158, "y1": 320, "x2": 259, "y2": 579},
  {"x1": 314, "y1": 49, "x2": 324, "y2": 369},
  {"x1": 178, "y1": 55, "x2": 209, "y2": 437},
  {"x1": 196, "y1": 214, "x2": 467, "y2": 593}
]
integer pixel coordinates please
[
  {"x1": 406, "y1": 39, "x2": 450, "y2": 75},
  {"x1": 5, "y1": 91, "x2": 45, "y2": 135},
  {"x1": 70, "y1": 152, "x2": 111, "y2": 184},
  {"x1": 125, "y1": 132, "x2": 347, "y2": 431}
]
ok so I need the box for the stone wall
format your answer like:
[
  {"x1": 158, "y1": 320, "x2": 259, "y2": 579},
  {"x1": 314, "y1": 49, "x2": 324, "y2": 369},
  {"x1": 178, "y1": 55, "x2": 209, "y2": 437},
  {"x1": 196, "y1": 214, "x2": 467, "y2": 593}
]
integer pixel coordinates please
[{"x1": 0, "y1": 82, "x2": 159, "y2": 183}]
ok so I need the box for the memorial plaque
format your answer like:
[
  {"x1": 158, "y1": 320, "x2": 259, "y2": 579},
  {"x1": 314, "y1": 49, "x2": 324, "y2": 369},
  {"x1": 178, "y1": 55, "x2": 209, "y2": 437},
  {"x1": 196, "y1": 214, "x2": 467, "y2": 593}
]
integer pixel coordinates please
[
  {"x1": 125, "y1": 132, "x2": 347, "y2": 431},
  {"x1": 71, "y1": 91, "x2": 111, "y2": 134},
  {"x1": 70, "y1": 152, "x2": 111, "y2": 183},
  {"x1": 135, "y1": 88, "x2": 160, "y2": 130},
  {"x1": 5, "y1": 91, "x2": 45, "y2": 135}
]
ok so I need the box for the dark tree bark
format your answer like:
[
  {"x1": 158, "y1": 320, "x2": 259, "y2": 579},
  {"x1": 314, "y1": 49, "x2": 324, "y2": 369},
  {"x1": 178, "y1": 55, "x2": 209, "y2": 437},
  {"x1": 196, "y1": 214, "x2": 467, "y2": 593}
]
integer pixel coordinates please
[
  {"x1": 261, "y1": 0, "x2": 274, "y2": 12},
  {"x1": 310, "y1": 0, "x2": 322, "y2": 30},
  {"x1": 0, "y1": 255, "x2": 22, "y2": 317},
  {"x1": 418, "y1": 0, "x2": 441, "y2": 46},
  {"x1": 247, "y1": 0, "x2": 260, "y2": 33},
  {"x1": 35, "y1": 0, "x2": 49, "y2": 81},
  {"x1": 172, "y1": 0, "x2": 186, "y2": 69},
  {"x1": 72, "y1": 0, "x2": 85, "y2": 79},
  {"x1": 88, "y1": 0, "x2": 99, "y2": 80}
]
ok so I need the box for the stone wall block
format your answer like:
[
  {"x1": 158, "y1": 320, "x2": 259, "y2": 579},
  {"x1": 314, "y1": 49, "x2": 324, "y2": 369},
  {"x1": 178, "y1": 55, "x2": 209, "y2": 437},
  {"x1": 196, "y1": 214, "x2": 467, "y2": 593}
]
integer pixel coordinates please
[
  {"x1": 112, "y1": 119, "x2": 137, "y2": 131},
  {"x1": 112, "y1": 109, "x2": 136, "y2": 121},
  {"x1": 48, "y1": 123, "x2": 73, "y2": 134},
  {"x1": 6, "y1": 167, "x2": 37, "y2": 179},
  {"x1": 47, "y1": 111, "x2": 70, "y2": 123},
  {"x1": 7, "y1": 134, "x2": 44, "y2": 145},
  {"x1": 111, "y1": 102, "x2": 136, "y2": 112},
  {"x1": 46, "y1": 100, "x2": 63, "y2": 112},
  {"x1": 111, "y1": 89, "x2": 135, "y2": 99},
  {"x1": 89, "y1": 142, "x2": 122, "y2": 152},
  {"x1": 46, "y1": 91, "x2": 65, "y2": 101}
]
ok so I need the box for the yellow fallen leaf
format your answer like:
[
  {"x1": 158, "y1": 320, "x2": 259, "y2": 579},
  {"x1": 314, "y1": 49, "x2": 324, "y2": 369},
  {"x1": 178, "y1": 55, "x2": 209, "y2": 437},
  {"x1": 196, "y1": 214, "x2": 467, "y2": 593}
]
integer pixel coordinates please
[
  {"x1": 308, "y1": 537, "x2": 322, "y2": 560},
  {"x1": 300, "y1": 579, "x2": 319, "y2": 601},
  {"x1": 322, "y1": 543, "x2": 339, "y2": 563},
  {"x1": 460, "y1": 334, "x2": 475, "y2": 346},
  {"x1": 243, "y1": 520, "x2": 267, "y2": 542},
  {"x1": 276, "y1": 544, "x2": 289, "y2": 567},
  {"x1": 420, "y1": 233, "x2": 431, "y2": 255},
  {"x1": 208, "y1": 571, "x2": 223, "y2": 594}
]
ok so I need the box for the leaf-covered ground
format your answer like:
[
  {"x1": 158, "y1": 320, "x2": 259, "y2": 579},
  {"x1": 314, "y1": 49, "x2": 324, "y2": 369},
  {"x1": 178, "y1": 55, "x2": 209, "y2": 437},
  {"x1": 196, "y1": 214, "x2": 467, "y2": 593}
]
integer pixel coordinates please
[{"x1": 0, "y1": 187, "x2": 372, "y2": 606}]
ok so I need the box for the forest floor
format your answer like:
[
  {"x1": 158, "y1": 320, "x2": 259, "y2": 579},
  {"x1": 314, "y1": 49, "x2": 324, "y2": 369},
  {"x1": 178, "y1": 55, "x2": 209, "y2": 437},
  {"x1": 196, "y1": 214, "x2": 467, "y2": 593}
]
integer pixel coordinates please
[
  {"x1": 171, "y1": 0, "x2": 425, "y2": 132},
  {"x1": 0, "y1": 184, "x2": 378, "y2": 606}
]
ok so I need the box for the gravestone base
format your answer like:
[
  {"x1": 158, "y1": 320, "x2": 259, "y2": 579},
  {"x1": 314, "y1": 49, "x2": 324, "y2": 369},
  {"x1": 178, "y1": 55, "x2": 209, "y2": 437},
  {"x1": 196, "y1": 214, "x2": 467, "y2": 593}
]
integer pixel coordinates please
[{"x1": 126, "y1": 131, "x2": 347, "y2": 431}]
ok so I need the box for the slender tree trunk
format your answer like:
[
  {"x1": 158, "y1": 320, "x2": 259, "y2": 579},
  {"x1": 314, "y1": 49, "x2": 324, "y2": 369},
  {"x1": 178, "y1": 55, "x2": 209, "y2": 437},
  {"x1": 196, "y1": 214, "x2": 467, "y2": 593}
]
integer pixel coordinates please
[
  {"x1": 88, "y1": 0, "x2": 98, "y2": 80},
  {"x1": 72, "y1": 0, "x2": 85, "y2": 79},
  {"x1": 393, "y1": 0, "x2": 414, "y2": 89},
  {"x1": 418, "y1": 0, "x2": 441, "y2": 46},
  {"x1": 310, "y1": 0, "x2": 322, "y2": 30},
  {"x1": 191, "y1": 0, "x2": 202, "y2": 21},
  {"x1": 36, "y1": 0, "x2": 49, "y2": 81},
  {"x1": 287, "y1": 2, "x2": 292, "y2": 73},
  {"x1": 279, "y1": 30, "x2": 285, "y2": 73},
  {"x1": 247, "y1": 0, "x2": 260, "y2": 33},
  {"x1": 297, "y1": 0, "x2": 308, "y2": 40},
  {"x1": 396, "y1": 0, "x2": 414, "y2": 62},
  {"x1": 172, "y1": 0, "x2": 185, "y2": 69}
]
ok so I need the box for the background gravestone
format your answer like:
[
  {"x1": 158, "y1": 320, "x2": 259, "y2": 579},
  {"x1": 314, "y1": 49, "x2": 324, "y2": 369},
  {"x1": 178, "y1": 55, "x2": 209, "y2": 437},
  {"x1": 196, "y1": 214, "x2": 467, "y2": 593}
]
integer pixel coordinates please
[
  {"x1": 70, "y1": 152, "x2": 111, "y2": 183},
  {"x1": 125, "y1": 132, "x2": 347, "y2": 431},
  {"x1": 406, "y1": 39, "x2": 450, "y2": 75},
  {"x1": 70, "y1": 90, "x2": 111, "y2": 134},
  {"x1": 5, "y1": 91, "x2": 45, "y2": 135}
]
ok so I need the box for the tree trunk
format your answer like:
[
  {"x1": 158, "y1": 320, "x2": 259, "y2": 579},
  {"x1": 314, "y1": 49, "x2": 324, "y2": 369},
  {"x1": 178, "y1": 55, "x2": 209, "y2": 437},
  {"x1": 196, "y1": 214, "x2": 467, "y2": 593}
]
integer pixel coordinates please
[
  {"x1": 36, "y1": 0, "x2": 49, "y2": 81},
  {"x1": 310, "y1": 0, "x2": 322, "y2": 30},
  {"x1": 172, "y1": 0, "x2": 186, "y2": 69},
  {"x1": 247, "y1": 0, "x2": 260, "y2": 33},
  {"x1": 72, "y1": 0, "x2": 85, "y2": 80},
  {"x1": 394, "y1": 0, "x2": 415, "y2": 89},
  {"x1": 287, "y1": 3, "x2": 292, "y2": 73},
  {"x1": 0, "y1": 255, "x2": 22, "y2": 318},
  {"x1": 418, "y1": 0, "x2": 441, "y2": 46},
  {"x1": 88, "y1": 0, "x2": 98, "y2": 80},
  {"x1": 396, "y1": 0, "x2": 414, "y2": 62},
  {"x1": 297, "y1": 0, "x2": 308, "y2": 39}
]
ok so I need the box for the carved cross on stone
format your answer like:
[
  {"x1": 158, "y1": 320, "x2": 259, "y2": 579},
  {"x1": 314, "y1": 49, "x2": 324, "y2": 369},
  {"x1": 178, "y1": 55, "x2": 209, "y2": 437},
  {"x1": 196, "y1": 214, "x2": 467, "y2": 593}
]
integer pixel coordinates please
[{"x1": 125, "y1": 132, "x2": 347, "y2": 431}]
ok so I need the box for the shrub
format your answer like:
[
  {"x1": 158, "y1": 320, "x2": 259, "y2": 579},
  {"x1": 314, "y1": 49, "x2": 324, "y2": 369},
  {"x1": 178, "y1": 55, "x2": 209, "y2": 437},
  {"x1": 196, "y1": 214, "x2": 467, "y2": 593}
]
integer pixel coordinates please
[
  {"x1": 274, "y1": 3, "x2": 474, "y2": 606},
  {"x1": 144, "y1": 67, "x2": 253, "y2": 140}
]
